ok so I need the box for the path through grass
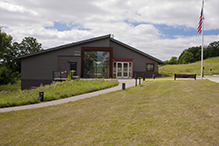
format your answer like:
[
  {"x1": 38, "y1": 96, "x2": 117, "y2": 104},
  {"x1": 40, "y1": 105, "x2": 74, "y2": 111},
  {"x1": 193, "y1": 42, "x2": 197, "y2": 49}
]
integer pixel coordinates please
[
  {"x1": 0, "y1": 79, "x2": 118, "y2": 108},
  {"x1": 0, "y1": 80, "x2": 219, "y2": 145}
]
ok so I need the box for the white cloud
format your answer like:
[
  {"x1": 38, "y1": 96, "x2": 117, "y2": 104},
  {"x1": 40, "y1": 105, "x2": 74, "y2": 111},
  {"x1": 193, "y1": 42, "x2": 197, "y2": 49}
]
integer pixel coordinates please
[
  {"x1": 1, "y1": 0, "x2": 219, "y2": 61},
  {"x1": 0, "y1": 1, "x2": 38, "y2": 15}
]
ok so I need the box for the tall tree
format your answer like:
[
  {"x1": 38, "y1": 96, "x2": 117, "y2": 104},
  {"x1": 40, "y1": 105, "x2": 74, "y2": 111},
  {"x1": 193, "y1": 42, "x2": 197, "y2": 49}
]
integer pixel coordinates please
[
  {"x1": 0, "y1": 27, "x2": 13, "y2": 64},
  {"x1": 207, "y1": 41, "x2": 219, "y2": 58},
  {"x1": 18, "y1": 37, "x2": 42, "y2": 56},
  {"x1": 0, "y1": 27, "x2": 18, "y2": 84},
  {"x1": 0, "y1": 27, "x2": 43, "y2": 85}
]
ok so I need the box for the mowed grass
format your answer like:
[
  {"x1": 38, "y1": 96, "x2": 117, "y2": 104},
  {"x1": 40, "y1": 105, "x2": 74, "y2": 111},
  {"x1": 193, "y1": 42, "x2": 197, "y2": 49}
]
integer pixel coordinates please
[
  {"x1": 0, "y1": 79, "x2": 118, "y2": 108},
  {"x1": 159, "y1": 56, "x2": 219, "y2": 76},
  {"x1": 1, "y1": 80, "x2": 219, "y2": 145}
]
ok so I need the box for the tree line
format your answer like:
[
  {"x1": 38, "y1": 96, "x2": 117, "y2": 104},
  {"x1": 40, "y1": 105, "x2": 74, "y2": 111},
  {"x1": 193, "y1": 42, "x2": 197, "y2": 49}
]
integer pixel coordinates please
[
  {"x1": 165, "y1": 41, "x2": 219, "y2": 64},
  {"x1": 0, "y1": 27, "x2": 43, "y2": 85}
]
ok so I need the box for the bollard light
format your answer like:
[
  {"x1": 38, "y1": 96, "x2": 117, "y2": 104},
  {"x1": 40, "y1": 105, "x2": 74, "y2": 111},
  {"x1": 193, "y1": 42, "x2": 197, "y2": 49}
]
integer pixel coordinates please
[
  {"x1": 139, "y1": 77, "x2": 141, "y2": 85},
  {"x1": 135, "y1": 78, "x2": 137, "y2": 86},
  {"x1": 122, "y1": 83, "x2": 126, "y2": 90},
  {"x1": 39, "y1": 91, "x2": 44, "y2": 102}
]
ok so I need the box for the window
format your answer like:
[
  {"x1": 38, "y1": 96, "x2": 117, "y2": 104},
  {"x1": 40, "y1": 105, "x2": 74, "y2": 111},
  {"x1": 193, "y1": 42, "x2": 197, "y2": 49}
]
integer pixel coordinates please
[
  {"x1": 146, "y1": 63, "x2": 155, "y2": 72},
  {"x1": 83, "y1": 50, "x2": 110, "y2": 78}
]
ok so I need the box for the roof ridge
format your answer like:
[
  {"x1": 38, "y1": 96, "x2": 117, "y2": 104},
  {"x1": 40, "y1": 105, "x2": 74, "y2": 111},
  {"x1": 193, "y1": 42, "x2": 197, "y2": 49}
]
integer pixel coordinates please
[{"x1": 16, "y1": 34, "x2": 111, "y2": 59}]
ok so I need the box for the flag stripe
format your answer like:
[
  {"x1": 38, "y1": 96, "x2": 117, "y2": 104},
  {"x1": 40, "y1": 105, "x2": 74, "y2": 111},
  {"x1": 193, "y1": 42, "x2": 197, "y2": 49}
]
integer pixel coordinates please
[{"x1": 197, "y1": 1, "x2": 204, "y2": 34}]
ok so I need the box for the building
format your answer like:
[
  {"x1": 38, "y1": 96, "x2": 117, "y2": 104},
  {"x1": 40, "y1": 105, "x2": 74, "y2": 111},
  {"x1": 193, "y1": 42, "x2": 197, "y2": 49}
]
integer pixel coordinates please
[{"x1": 16, "y1": 34, "x2": 165, "y2": 90}]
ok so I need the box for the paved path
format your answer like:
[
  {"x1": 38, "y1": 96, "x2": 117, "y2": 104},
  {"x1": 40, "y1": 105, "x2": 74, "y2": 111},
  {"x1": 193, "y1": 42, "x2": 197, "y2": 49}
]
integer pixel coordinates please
[
  {"x1": 0, "y1": 79, "x2": 137, "y2": 113},
  {"x1": 1, "y1": 76, "x2": 218, "y2": 113},
  {"x1": 205, "y1": 75, "x2": 219, "y2": 83}
]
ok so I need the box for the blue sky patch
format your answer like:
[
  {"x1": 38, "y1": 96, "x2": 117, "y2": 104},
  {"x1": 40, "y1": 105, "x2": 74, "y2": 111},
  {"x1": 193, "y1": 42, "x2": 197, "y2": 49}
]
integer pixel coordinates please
[
  {"x1": 123, "y1": 19, "x2": 219, "y2": 39},
  {"x1": 45, "y1": 21, "x2": 92, "y2": 31}
]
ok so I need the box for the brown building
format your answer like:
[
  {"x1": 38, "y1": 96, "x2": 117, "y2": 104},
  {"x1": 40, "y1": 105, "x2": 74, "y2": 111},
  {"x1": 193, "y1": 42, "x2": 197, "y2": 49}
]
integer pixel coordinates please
[{"x1": 16, "y1": 34, "x2": 165, "y2": 90}]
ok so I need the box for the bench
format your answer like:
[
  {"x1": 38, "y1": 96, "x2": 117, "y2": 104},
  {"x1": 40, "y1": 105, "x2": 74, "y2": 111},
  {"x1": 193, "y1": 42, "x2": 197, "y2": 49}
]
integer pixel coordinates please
[{"x1": 174, "y1": 74, "x2": 196, "y2": 80}]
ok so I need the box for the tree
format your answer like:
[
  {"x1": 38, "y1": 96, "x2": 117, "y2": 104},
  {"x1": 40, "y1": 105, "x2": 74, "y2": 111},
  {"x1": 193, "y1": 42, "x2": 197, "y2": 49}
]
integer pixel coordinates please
[
  {"x1": 169, "y1": 57, "x2": 178, "y2": 64},
  {"x1": 178, "y1": 49, "x2": 187, "y2": 64},
  {"x1": 18, "y1": 37, "x2": 42, "y2": 56},
  {"x1": 0, "y1": 27, "x2": 13, "y2": 65},
  {"x1": 179, "y1": 51, "x2": 194, "y2": 64},
  {"x1": 0, "y1": 66, "x2": 18, "y2": 85},
  {"x1": 207, "y1": 41, "x2": 219, "y2": 58},
  {"x1": 0, "y1": 27, "x2": 43, "y2": 85}
]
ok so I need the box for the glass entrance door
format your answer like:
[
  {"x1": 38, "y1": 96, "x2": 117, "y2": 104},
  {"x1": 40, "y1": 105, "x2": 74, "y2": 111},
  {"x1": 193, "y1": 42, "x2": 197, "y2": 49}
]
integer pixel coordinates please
[
  {"x1": 117, "y1": 63, "x2": 122, "y2": 78},
  {"x1": 113, "y1": 62, "x2": 132, "y2": 78},
  {"x1": 123, "y1": 63, "x2": 128, "y2": 78}
]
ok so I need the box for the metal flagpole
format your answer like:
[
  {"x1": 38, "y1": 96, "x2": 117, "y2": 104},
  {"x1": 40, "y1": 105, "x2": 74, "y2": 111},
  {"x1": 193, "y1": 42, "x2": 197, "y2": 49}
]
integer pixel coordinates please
[{"x1": 200, "y1": 0, "x2": 204, "y2": 80}]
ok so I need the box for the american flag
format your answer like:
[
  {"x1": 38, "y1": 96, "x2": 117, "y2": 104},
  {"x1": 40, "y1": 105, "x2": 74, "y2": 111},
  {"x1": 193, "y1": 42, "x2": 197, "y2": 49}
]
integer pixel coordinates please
[{"x1": 197, "y1": 1, "x2": 204, "y2": 34}]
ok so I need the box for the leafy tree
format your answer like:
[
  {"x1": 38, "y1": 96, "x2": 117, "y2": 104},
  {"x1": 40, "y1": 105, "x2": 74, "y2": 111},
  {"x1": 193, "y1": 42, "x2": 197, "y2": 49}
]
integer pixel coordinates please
[
  {"x1": 0, "y1": 27, "x2": 13, "y2": 64},
  {"x1": 207, "y1": 41, "x2": 219, "y2": 58},
  {"x1": 169, "y1": 57, "x2": 178, "y2": 64},
  {"x1": 178, "y1": 49, "x2": 187, "y2": 64},
  {"x1": 0, "y1": 27, "x2": 43, "y2": 85},
  {"x1": 0, "y1": 66, "x2": 18, "y2": 85},
  {"x1": 180, "y1": 51, "x2": 194, "y2": 64},
  {"x1": 18, "y1": 37, "x2": 42, "y2": 56}
]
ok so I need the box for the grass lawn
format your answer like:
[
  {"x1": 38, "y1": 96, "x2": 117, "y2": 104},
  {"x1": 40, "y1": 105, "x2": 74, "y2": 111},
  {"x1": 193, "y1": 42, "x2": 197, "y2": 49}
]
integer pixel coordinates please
[
  {"x1": 0, "y1": 79, "x2": 118, "y2": 108},
  {"x1": 159, "y1": 56, "x2": 219, "y2": 76},
  {"x1": 1, "y1": 79, "x2": 219, "y2": 145}
]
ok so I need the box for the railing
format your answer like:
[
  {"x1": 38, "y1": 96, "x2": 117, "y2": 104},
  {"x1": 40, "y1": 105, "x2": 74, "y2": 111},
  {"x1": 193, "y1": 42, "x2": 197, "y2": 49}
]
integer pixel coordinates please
[{"x1": 53, "y1": 71, "x2": 69, "y2": 81}]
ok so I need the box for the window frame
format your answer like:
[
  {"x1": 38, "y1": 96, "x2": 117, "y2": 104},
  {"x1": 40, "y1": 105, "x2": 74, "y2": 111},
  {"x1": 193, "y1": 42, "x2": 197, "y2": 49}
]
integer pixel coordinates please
[
  {"x1": 81, "y1": 47, "x2": 113, "y2": 78},
  {"x1": 145, "y1": 63, "x2": 155, "y2": 73}
]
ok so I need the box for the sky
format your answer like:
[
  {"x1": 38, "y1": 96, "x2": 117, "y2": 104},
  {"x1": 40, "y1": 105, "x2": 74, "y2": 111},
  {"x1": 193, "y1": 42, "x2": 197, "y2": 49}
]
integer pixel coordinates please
[{"x1": 1, "y1": 0, "x2": 219, "y2": 61}]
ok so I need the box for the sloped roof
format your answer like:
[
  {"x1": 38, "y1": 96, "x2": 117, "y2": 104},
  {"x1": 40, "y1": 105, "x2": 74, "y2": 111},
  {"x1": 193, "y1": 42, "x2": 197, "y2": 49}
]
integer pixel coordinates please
[
  {"x1": 16, "y1": 34, "x2": 111, "y2": 59},
  {"x1": 16, "y1": 34, "x2": 165, "y2": 64},
  {"x1": 110, "y1": 38, "x2": 165, "y2": 64}
]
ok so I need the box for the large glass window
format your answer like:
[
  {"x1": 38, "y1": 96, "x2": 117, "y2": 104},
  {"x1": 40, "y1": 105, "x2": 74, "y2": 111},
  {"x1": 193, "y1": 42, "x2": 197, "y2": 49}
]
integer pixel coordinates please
[{"x1": 83, "y1": 51, "x2": 110, "y2": 78}]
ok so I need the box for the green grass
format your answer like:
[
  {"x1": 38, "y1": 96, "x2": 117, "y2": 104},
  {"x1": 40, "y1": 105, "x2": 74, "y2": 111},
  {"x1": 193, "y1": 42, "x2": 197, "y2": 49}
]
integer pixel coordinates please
[
  {"x1": 0, "y1": 79, "x2": 118, "y2": 108},
  {"x1": 159, "y1": 56, "x2": 219, "y2": 76},
  {"x1": 1, "y1": 80, "x2": 219, "y2": 145},
  {"x1": 0, "y1": 80, "x2": 21, "y2": 92}
]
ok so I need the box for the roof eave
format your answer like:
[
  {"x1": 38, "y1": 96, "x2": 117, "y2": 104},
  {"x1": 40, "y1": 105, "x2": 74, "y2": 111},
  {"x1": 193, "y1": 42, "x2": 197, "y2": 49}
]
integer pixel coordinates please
[{"x1": 16, "y1": 34, "x2": 111, "y2": 60}]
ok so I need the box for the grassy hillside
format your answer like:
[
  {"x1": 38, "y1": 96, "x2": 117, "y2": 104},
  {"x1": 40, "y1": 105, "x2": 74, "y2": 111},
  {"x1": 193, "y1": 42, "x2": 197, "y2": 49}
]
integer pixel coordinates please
[{"x1": 159, "y1": 56, "x2": 219, "y2": 76}]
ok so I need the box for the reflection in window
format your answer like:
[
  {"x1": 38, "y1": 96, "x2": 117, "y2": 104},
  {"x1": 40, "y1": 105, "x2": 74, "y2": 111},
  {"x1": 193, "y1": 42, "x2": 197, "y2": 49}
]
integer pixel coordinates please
[
  {"x1": 83, "y1": 51, "x2": 110, "y2": 78},
  {"x1": 146, "y1": 63, "x2": 155, "y2": 72}
]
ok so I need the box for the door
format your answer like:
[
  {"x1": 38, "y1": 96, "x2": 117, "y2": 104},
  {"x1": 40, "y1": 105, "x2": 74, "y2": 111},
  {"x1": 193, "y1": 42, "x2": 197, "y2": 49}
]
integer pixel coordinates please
[
  {"x1": 123, "y1": 63, "x2": 129, "y2": 78},
  {"x1": 113, "y1": 62, "x2": 132, "y2": 78},
  {"x1": 70, "y1": 62, "x2": 77, "y2": 76},
  {"x1": 117, "y1": 63, "x2": 122, "y2": 78}
]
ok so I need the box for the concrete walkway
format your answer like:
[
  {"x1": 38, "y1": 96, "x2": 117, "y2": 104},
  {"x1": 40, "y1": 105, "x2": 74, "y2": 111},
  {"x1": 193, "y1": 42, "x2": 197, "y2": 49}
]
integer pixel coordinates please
[
  {"x1": 0, "y1": 79, "x2": 137, "y2": 113},
  {"x1": 205, "y1": 75, "x2": 219, "y2": 83}
]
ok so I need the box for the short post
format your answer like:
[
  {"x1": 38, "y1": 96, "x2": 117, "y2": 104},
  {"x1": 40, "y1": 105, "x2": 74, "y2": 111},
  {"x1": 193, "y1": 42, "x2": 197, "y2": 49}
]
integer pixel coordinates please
[
  {"x1": 139, "y1": 77, "x2": 141, "y2": 85},
  {"x1": 135, "y1": 78, "x2": 137, "y2": 86},
  {"x1": 39, "y1": 91, "x2": 44, "y2": 102},
  {"x1": 152, "y1": 74, "x2": 155, "y2": 79},
  {"x1": 122, "y1": 83, "x2": 126, "y2": 90},
  {"x1": 143, "y1": 77, "x2": 145, "y2": 81}
]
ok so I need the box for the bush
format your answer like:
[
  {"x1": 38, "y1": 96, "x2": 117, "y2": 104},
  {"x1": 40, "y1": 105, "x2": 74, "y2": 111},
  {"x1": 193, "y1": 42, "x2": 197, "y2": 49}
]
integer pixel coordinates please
[{"x1": 0, "y1": 66, "x2": 19, "y2": 85}]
